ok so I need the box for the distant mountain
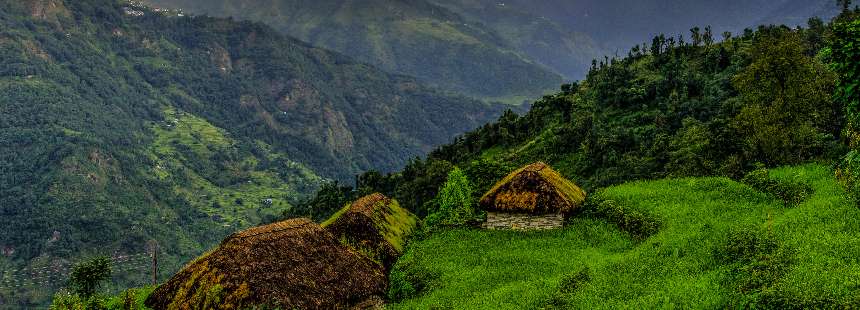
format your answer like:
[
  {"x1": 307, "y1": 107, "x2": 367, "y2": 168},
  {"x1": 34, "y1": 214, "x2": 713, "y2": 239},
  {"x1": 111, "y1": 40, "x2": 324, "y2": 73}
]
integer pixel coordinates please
[
  {"x1": 0, "y1": 0, "x2": 504, "y2": 306},
  {"x1": 142, "y1": 0, "x2": 570, "y2": 102},
  {"x1": 428, "y1": 0, "x2": 605, "y2": 80},
  {"x1": 489, "y1": 0, "x2": 840, "y2": 52}
]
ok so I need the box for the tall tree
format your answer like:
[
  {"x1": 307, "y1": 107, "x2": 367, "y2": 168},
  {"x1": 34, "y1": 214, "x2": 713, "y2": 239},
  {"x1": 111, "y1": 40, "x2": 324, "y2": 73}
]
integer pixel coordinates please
[{"x1": 732, "y1": 29, "x2": 837, "y2": 165}]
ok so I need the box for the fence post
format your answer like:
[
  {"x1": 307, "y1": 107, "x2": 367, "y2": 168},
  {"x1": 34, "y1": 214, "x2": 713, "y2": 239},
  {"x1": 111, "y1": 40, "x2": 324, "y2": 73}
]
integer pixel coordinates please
[{"x1": 148, "y1": 240, "x2": 158, "y2": 286}]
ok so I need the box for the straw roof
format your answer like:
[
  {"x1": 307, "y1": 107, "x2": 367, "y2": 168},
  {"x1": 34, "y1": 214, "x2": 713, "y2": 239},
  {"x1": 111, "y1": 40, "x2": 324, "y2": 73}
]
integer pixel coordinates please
[
  {"x1": 323, "y1": 193, "x2": 418, "y2": 268},
  {"x1": 145, "y1": 218, "x2": 387, "y2": 310},
  {"x1": 479, "y1": 162, "x2": 586, "y2": 214}
]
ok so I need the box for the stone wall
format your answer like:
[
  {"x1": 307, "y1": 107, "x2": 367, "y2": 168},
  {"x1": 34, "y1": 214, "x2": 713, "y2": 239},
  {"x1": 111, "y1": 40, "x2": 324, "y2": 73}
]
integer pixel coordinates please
[{"x1": 483, "y1": 212, "x2": 564, "y2": 230}]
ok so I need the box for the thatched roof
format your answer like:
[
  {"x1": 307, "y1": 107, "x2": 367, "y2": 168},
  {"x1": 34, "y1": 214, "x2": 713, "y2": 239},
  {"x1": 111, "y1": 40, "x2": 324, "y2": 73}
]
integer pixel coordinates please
[
  {"x1": 323, "y1": 193, "x2": 418, "y2": 268},
  {"x1": 145, "y1": 218, "x2": 387, "y2": 310},
  {"x1": 479, "y1": 162, "x2": 586, "y2": 214}
]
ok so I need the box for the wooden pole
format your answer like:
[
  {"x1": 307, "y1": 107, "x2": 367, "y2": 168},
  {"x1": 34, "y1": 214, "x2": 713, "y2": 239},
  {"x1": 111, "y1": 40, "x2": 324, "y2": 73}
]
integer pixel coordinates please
[{"x1": 149, "y1": 240, "x2": 158, "y2": 286}]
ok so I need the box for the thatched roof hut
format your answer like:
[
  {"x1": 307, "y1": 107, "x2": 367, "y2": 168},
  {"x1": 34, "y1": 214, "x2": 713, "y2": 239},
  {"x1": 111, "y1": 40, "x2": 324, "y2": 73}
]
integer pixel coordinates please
[
  {"x1": 322, "y1": 193, "x2": 417, "y2": 268},
  {"x1": 145, "y1": 218, "x2": 387, "y2": 310},
  {"x1": 479, "y1": 162, "x2": 586, "y2": 230}
]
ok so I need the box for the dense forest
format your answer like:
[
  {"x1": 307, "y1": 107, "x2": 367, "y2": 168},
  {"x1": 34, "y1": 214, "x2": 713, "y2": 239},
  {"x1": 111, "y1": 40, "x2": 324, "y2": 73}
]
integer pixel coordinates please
[
  {"x1": 0, "y1": 0, "x2": 505, "y2": 306},
  {"x1": 296, "y1": 8, "x2": 857, "y2": 223}
]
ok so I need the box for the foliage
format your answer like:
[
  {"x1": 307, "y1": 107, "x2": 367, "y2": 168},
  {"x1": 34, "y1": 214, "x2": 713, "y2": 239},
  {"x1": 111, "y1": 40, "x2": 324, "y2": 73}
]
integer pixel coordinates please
[
  {"x1": 389, "y1": 165, "x2": 860, "y2": 309},
  {"x1": 424, "y1": 168, "x2": 479, "y2": 229},
  {"x1": 741, "y1": 168, "x2": 814, "y2": 207},
  {"x1": 285, "y1": 181, "x2": 356, "y2": 222},
  {"x1": 545, "y1": 268, "x2": 592, "y2": 308},
  {"x1": 832, "y1": 16, "x2": 860, "y2": 198},
  {"x1": 103, "y1": 287, "x2": 155, "y2": 310},
  {"x1": 1, "y1": 0, "x2": 502, "y2": 305},
  {"x1": 50, "y1": 290, "x2": 109, "y2": 310},
  {"x1": 387, "y1": 246, "x2": 441, "y2": 302},
  {"x1": 732, "y1": 28, "x2": 839, "y2": 165},
  {"x1": 68, "y1": 257, "x2": 112, "y2": 299},
  {"x1": 315, "y1": 21, "x2": 842, "y2": 218},
  {"x1": 581, "y1": 193, "x2": 661, "y2": 241}
]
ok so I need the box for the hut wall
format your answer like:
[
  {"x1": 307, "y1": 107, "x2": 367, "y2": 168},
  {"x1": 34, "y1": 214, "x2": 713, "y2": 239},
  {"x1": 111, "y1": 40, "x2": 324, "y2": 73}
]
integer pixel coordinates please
[{"x1": 483, "y1": 212, "x2": 564, "y2": 230}]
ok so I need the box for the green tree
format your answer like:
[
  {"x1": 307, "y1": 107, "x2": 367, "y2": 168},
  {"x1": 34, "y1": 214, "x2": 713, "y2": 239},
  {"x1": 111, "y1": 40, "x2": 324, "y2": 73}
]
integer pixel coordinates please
[
  {"x1": 832, "y1": 19, "x2": 860, "y2": 146},
  {"x1": 425, "y1": 168, "x2": 478, "y2": 229},
  {"x1": 832, "y1": 19, "x2": 860, "y2": 194},
  {"x1": 732, "y1": 29, "x2": 836, "y2": 165},
  {"x1": 68, "y1": 256, "x2": 112, "y2": 299}
]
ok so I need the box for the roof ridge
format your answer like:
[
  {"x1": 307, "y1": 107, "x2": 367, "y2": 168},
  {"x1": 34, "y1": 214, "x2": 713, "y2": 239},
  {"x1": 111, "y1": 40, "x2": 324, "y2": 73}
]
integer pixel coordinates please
[{"x1": 232, "y1": 218, "x2": 315, "y2": 239}]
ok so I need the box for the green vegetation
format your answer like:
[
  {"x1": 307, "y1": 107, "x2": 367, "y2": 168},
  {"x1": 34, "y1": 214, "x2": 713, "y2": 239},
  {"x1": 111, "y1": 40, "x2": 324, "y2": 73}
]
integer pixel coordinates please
[
  {"x1": 0, "y1": 0, "x2": 502, "y2": 306},
  {"x1": 291, "y1": 8, "x2": 860, "y2": 309},
  {"x1": 390, "y1": 165, "x2": 860, "y2": 308},
  {"x1": 424, "y1": 168, "x2": 479, "y2": 229},
  {"x1": 308, "y1": 17, "x2": 846, "y2": 223}
]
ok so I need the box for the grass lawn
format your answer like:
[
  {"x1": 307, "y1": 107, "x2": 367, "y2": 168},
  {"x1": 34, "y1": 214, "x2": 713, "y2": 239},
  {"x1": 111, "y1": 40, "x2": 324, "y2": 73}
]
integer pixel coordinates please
[{"x1": 390, "y1": 164, "x2": 860, "y2": 309}]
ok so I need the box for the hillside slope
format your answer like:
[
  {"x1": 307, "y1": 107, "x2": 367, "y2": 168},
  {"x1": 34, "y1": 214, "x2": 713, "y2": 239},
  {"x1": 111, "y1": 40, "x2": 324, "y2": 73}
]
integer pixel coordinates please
[
  {"x1": 142, "y1": 0, "x2": 567, "y2": 102},
  {"x1": 428, "y1": 0, "x2": 605, "y2": 79},
  {"x1": 0, "y1": 0, "x2": 503, "y2": 306},
  {"x1": 391, "y1": 165, "x2": 860, "y2": 308}
]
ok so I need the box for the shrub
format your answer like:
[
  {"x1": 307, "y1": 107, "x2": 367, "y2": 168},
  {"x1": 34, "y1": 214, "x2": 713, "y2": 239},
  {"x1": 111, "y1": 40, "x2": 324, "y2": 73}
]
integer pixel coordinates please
[
  {"x1": 69, "y1": 256, "x2": 112, "y2": 299},
  {"x1": 387, "y1": 248, "x2": 439, "y2": 302},
  {"x1": 545, "y1": 267, "x2": 592, "y2": 308},
  {"x1": 424, "y1": 168, "x2": 480, "y2": 230},
  {"x1": 741, "y1": 168, "x2": 813, "y2": 207},
  {"x1": 719, "y1": 227, "x2": 796, "y2": 308},
  {"x1": 582, "y1": 193, "x2": 661, "y2": 241},
  {"x1": 50, "y1": 290, "x2": 107, "y2": 310}
]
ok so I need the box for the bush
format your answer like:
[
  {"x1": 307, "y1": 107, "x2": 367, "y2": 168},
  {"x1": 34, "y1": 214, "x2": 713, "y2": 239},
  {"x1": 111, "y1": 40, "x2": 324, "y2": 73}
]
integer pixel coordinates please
[
  {"x1": 545, "y1": 267, "x2": 592, "y2": 308},
  {"x1": 582, "y1": 193, "x2": 661, "y2": 240},
  {"x1": 387, "y1": 248, "x2": 439, "y2": 302},
  {"x1": 741, "y1": 168, "x2": 813, "y2": 207},
  {"x1": 719, "y1": 227, "x2": 796, "y2": 308},
  {"x1": 424, "y1": 168, "x2": 481, "y2": 230},
  {"x1": 50, "y1": 290, "x2": 107, "y2": 310},
  {"x1": 69, "y1": 256, "x2": 112, "y2": 299}
]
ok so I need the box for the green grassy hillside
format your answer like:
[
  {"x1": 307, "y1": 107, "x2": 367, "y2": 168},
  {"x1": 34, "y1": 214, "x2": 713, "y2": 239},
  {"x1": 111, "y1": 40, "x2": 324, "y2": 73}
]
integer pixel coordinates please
[
  {"x1": 142, "y1": 0, "x2": 567, "y2": 102},
  {"x1": 390, "y1": 164, "x2": 860, "y2": 308}
]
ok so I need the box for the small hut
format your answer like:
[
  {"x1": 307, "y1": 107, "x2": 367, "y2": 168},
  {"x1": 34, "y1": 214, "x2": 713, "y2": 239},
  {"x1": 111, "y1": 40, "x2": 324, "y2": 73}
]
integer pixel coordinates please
[
  {"x1": 323, "y1": 193, "x2": 418, "y2": 268},
  {"x1": 480, "y1": 162, "x2": 586, "y2": 230},
  {"x1": 145, "y1": 218, "x2": 387, "y2": 310}
]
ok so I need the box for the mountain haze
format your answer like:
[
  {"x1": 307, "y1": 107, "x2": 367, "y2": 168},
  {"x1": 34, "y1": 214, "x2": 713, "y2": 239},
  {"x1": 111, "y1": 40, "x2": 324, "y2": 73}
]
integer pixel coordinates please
[{"x1": 142, "y1": 0, "x2": 572, "y2": 102}]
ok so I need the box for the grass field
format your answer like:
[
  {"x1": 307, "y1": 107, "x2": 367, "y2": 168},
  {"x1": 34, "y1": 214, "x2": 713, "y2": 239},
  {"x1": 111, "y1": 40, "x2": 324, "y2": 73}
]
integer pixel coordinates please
[{"x1": 390, "y1": 164, "x2": 860, "y2": 309}]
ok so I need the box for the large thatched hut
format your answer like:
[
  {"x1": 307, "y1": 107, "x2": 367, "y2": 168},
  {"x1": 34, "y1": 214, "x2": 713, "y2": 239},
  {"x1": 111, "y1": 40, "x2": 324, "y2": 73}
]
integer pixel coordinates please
[
  {"x1": 479, "y1": 162, "x2": 586, "y2": 230},
  {"x1": 145, "y1": 218, "x2": 387, "y2": 310},
  {"x1": 322, "y1": 193, "x2": 418, "y2": 268}
]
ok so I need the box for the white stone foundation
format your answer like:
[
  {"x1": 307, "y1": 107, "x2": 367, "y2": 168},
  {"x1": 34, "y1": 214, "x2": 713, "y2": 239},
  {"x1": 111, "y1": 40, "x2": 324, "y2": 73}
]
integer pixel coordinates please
[{"x1": 483, "y1": 212, "x2": 564, "y2": 230}]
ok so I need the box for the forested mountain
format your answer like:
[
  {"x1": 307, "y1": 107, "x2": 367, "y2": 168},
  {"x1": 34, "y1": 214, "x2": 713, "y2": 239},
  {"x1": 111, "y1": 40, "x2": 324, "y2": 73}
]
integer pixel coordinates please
[
  {"x1": 141, "y1": 0, "x2": 838, "y2": 98},
  {"x1": 303, "y1": 16, "x2": 844, "y2": 222},
  {"x1": 141, "y1": 0, "x2": 572, "y2": 102},
  {"x1": 0, "y1": 0, "x2": 503, "y2": 306}
]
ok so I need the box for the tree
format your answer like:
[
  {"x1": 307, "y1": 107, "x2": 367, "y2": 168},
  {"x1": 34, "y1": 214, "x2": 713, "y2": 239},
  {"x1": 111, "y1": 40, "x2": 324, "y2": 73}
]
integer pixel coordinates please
[
  {"x1": 732, "y1": 29, "x2": 836, "y2": 165},
  {"x1": 839, "y1": 0, "x2": 853, "y2": 11},
  {"x1": 424, "y1": 167, "x2": 478, "y2": 229},
  {"x1": 832, "y1": 19, "x2": 860, "y2": 195},
  {"x1": 831, "y1": 19, "x2": 860, "y2": 147},
  {"x1": 68, "y1": 256, "x2": 112, "y2": 299}
]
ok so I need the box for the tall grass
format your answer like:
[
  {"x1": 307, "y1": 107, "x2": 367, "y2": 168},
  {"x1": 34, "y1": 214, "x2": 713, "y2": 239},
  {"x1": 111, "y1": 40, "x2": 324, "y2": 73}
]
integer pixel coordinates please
[{"x1": 390, "y1": 164, "x2": 860, "y2": 309}]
